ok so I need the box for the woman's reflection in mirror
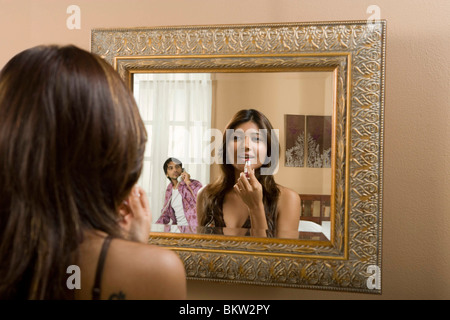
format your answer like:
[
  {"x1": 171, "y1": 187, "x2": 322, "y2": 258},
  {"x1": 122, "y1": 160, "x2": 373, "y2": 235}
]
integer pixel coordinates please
[
  {"x1": 156, "y1": 157, "x2": 203, "y2": 233},
  {"x1": 197, "y1": 109, "x2": 301, "y2": 238},
  {"x1": 0, "y1": 45, "x2": 186, "y2": 299}
]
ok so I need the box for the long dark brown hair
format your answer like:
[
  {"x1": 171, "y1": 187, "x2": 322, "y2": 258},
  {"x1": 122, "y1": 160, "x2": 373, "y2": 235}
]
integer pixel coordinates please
[
  {"x1": 0, "y1": 45, "x2": 147, "y2": 299},
  {"x1": 198, "y1": 109, "x2": 280, "y2": 233}
]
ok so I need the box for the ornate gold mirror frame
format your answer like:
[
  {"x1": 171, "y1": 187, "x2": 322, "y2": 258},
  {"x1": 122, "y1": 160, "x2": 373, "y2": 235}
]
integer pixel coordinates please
[{"x1": 91, "y1": 20, "x2": 385, "y2": 293}]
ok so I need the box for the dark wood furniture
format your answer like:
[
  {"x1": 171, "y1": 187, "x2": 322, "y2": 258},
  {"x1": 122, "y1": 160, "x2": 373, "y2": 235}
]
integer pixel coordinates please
[{"x1": 299, "y1": 194, "x2": 331, "y2": 225}]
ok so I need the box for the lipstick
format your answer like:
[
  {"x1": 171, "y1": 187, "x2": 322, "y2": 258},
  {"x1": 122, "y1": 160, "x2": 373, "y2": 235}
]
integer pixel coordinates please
[{"x1": 244, "y1": 157, "x2": 251, "y2": 180}]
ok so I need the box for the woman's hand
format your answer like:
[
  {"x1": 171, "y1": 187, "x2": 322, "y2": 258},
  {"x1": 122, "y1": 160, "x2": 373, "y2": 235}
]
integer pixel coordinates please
[
  {"x1": 119, "y1": 185, "x2": 152, "y2": 243},
  {"x1": 233, "y1": 166, "x2": 263, "y2": 210},
  {"x1": 233, "y1": 164, "x2": 268, "y2": 232}
]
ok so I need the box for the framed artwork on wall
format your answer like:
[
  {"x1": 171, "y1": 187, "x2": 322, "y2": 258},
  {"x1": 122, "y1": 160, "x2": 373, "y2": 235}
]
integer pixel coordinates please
[
  {"x1": 285, "y1": 114, "x2": 305, "y2": 167},
  {"x1": 285, "y1": 114, "x2": 332, "y2": 168},
  {"x1": 306, "y1": 115, "x2": 332, "y2": 168}
]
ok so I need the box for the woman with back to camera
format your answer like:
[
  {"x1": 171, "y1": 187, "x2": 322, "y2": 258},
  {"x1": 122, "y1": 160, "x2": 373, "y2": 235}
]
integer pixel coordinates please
[
  {"x1": 197, "y1": 109, "x2": 301, "y2": 238},
  {"x1": 0, "y1": 45, "x2": 186, "y2": 299}
]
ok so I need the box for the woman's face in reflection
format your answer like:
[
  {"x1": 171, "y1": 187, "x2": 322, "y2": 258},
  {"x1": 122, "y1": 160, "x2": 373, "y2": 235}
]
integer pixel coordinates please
[{"x1": 226, "y1": 121, "x2": 268, "y2": 173}]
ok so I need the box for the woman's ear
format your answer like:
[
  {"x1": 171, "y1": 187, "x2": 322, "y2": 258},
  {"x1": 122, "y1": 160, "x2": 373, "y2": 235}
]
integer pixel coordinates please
[{"x1": 118, "y1": 201, "x2": 132, "y2": 235}]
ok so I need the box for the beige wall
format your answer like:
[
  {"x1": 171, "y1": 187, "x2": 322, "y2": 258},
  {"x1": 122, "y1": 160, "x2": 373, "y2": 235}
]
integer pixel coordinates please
[{"x1": 1, "y1": 0, "x2": 449, "y2": 299}]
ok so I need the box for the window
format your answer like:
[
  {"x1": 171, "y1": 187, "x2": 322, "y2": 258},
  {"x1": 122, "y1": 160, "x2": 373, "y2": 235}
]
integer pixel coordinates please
[{"x1": 134, "y1": 73, "x2": 212, "y2": 223}]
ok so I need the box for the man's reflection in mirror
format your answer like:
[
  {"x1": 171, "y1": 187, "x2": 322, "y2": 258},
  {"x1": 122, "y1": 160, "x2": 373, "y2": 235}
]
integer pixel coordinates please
[
  {"x1": 156, "y1": 157, "x2": 203, "y2": 233},
  {"x1": 197, "y1": 109, "x2": 301, "y2": 238}
]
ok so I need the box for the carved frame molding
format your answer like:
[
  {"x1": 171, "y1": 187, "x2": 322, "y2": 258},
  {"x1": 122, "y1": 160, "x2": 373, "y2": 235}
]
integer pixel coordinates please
[{"x1": 91, "y1": 20, "x2": 385, "y2": 293}]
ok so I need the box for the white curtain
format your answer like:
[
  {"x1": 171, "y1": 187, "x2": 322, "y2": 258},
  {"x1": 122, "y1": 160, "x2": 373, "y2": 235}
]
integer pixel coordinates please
[{"x1": 134, "y1": 73, "x2": 212, "y2": 223}]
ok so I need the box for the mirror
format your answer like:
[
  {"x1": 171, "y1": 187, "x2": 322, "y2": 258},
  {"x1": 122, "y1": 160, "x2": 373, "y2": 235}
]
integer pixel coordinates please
[
  {"x1": 92, "y1": 20, "x2": 385, "y2": 293},
  {"x1": 132, "y1": 71, "x2": 334, "y2": 241}
]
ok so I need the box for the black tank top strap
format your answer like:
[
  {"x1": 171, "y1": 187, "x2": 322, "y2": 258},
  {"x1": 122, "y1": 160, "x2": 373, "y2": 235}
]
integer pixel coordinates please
[
  {"x1": 241, "y1": 216, "x2": 251, "y2": 229},
  {"x1": 92, "y1": 235, "x2": 113, "y2": 300}
]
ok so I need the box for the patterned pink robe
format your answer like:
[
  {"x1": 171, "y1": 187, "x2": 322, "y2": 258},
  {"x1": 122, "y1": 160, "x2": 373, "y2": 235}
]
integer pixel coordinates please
[{"x1": 156, "y1": 179, "x2": 202, "y2": 229}]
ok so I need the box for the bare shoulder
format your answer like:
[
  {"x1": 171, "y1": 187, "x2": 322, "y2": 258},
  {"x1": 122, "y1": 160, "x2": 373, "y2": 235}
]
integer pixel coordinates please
[
  {"x1": 275, "y1": 186, "x2": 301, "y2": 238},
  {"x1": 104, "y1": 239, "x2": 186, "y2": 300},
  {"x1": 278, "y1": 185, "x2": 301, "y2": 205},
  {"x1": 276, "y1": 185, "x2": 301, "y2": 219}
]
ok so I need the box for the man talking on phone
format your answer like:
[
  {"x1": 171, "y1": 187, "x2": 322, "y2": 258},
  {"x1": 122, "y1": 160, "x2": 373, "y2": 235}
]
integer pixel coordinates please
[{"x1": 156, "y1": 157, "x2": 203, "y2": 231}]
